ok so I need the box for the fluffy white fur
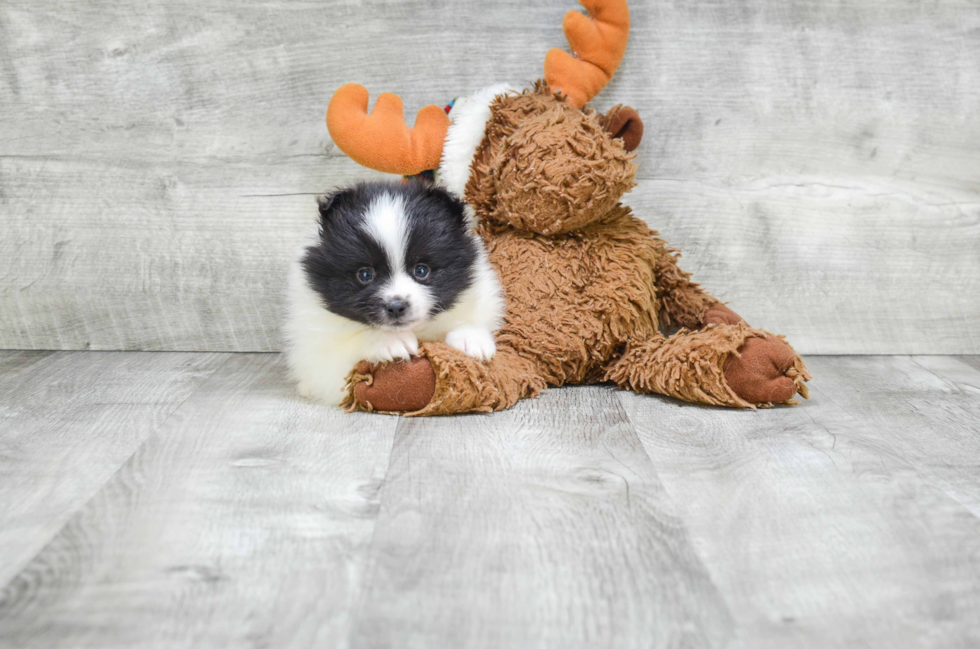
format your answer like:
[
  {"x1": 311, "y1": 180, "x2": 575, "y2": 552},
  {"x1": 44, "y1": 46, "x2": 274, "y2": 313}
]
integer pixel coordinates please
[
  {"x1": 437, "y1": 83, "x2": 517, "y2": 221},
  {"x1": 284, "y1": 206, "x2": 504, "y2": 407}
]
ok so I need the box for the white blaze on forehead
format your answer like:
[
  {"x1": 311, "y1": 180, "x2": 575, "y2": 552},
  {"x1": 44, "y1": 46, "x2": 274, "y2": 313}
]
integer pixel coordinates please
[
  {"x1": 362, "y1": 191, "x2": 435, "y2": 323},
  {"x1": 363, "y1": 191, "x2": 408, "y2": 271}
]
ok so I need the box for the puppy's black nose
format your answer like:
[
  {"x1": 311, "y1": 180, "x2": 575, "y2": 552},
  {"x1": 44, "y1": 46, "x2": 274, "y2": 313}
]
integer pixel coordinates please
[{"x1": 385, "y1": 298, "x2": 409, "y2": 319}]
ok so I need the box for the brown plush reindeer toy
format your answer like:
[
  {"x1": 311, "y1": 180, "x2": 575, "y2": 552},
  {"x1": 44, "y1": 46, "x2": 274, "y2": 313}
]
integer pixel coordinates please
[{"x1": 325, "y1": 0, "x2": 810, "y2": 415}]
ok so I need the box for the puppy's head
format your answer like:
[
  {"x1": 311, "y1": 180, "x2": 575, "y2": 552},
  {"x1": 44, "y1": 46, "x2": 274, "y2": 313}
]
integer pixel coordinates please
[{"x1": 302, "y1": 180, "x2": 478, "y2": 330}]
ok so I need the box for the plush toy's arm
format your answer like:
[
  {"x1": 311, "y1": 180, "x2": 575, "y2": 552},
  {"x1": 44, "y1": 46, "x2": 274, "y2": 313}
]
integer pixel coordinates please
[{"x1": 648, "y1": 237, "x2": 725, "y2": 330}]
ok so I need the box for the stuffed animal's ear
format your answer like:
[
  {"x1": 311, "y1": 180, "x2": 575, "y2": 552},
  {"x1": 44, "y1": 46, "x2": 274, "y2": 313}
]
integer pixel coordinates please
[{"x1": 603, "y1": 105, "x2": 643, "y2": 151}]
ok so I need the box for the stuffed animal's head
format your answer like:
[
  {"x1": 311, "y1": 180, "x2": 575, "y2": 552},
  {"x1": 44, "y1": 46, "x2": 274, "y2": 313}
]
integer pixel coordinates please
[
  {"x1": 463, "y1": 85, "x2": 639, "y2": 235},
  {"x1": 325, "y1": 0, "x2": 642, "y2": 236}
]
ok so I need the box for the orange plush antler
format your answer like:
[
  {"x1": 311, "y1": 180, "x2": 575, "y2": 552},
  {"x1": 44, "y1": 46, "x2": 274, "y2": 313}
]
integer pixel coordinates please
[
  {"x1": 326, "y1": 84, "x2": 450, "y2": 175},
  {"x1": 544, "y1": 0, "x2": 630, "y2": 108}
]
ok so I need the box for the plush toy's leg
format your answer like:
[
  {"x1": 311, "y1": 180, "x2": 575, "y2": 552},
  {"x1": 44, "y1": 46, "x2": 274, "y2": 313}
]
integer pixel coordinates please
[
  {"x1": 645, "y1": 236, "x2": 720, "y2": 330},
  {"x1": 605, "y1": 323, "x2": 810, "y2": 408},
  {"x1": 341, "y1": 342, "x2": 546, "y2": 416}
]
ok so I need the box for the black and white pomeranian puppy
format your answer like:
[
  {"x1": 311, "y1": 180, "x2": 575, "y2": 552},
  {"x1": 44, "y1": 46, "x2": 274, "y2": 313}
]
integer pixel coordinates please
[{"x1": 285, "y1": 180, "x2": 503, "y2": 405}]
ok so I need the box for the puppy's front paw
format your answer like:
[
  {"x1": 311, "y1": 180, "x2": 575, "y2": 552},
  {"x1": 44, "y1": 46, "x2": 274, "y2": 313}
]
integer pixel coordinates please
[
  {"x1": 446, "y1": 326, "x2": 496, "y2": 361},
  {"x1": 366, "y1": 330, "x2": 419, "y2": 363}
]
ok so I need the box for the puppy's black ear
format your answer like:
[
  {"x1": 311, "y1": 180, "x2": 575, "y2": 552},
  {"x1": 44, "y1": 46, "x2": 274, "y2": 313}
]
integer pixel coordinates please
[
  {"x1": 316, "y1": 187, "x2": 355, "y2": 225},
  {"x1": 425, "y1": 184, "x2": 468, "y2": 227}
]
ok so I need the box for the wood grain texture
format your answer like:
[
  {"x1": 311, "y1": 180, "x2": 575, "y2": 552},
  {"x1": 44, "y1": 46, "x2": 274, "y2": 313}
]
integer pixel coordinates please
[
  {"x1": 0, "y1": 350, "x2": 226, "y2": 587},
  {"x1": 0, "y1": 354, "x2": 398, "y2": 649},
  {"x1": 350, "y1": 386, "x2": 735, "y2": 649},
  {"x1": 1, "y1": 352, "x2": 980, "y2": 646},
  {"x1": 617, "y1": 357, "x2": 980, "y2": 648},
  {"x1": 807, "y1": 355, "x2": 980, "y2": 518},
  {"x1": 1, "y1": 0, "x2": 978, "y2": 353}
]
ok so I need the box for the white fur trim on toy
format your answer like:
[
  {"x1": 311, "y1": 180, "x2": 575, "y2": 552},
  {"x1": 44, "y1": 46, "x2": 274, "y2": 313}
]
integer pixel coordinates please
[{"x1": 437, "y1": 83, "x2": 517, "y2": 215}]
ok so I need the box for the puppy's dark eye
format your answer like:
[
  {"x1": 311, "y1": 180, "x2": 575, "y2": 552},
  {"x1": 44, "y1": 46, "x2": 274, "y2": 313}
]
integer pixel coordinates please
[
  {"x1": 357, "y1": 267, "x2": 375, "y2": 284},
  {"x1": 413, "y1": 264, "x2": 430, "y2": 281}
]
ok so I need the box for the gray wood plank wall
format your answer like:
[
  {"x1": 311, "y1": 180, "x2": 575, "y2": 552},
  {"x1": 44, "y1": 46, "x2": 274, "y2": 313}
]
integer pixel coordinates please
[{"x1": 1, "y1": 0, "x2": 978, "y2": 353}]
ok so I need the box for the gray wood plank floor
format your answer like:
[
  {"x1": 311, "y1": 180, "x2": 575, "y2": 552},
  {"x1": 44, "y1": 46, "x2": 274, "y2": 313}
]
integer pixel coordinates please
[{"x1": 1, "y1": 352, "x2": 978, "y2": 648}]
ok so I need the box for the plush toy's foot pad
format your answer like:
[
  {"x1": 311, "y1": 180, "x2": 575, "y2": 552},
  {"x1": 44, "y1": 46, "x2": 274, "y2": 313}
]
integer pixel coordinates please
[
  {"x1": 349, "y1": 357, "x2": 436, "y2": 414},
  {"x1": 725, "y1": 336, "x2": 811, "y2": 405}
]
